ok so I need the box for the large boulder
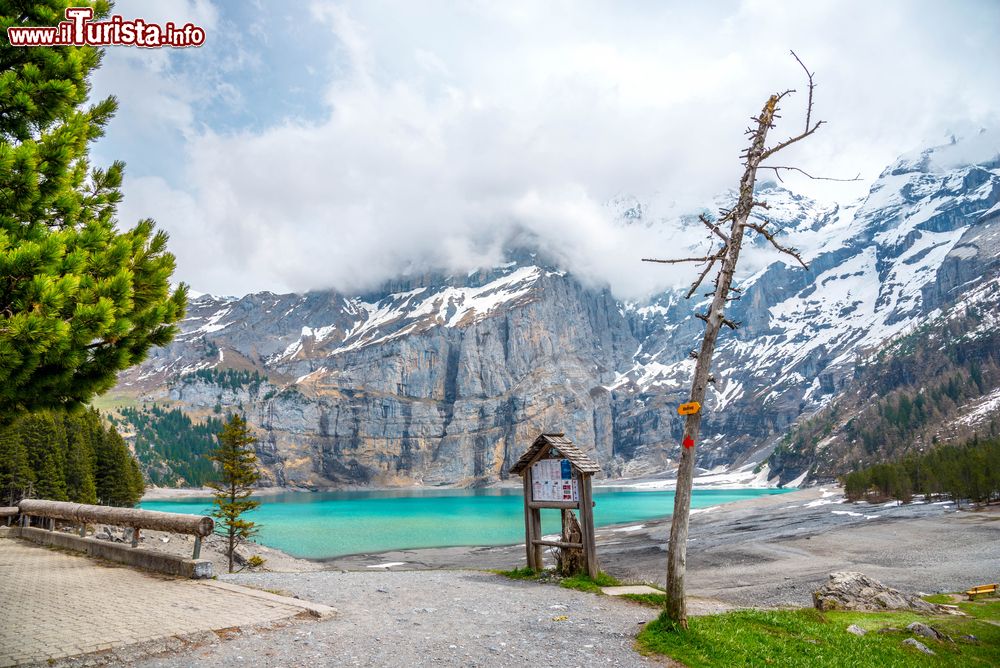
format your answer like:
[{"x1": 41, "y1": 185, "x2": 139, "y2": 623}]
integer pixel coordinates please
[{"x1": 812, "y1": 572, "x2": 940, "y2": 612}]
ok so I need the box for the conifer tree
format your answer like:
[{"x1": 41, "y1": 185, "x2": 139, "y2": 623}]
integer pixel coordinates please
[
  {"x1": 93, "y1": 422, "x2": 143, "y2": 506},
  {"x1": 0, "y1": 1, "x2": 186, "y2": 421},
  {"x1": 209, "y1": 414, "x2": 261, "y2": 573},
  {"x1": 0, "y1": 424, "x2": 32, "y2": 505},
  {"x1": 63, "y1": 411, "x2": 97, "y2": 504},
  {"x1": 19, "y1": 411, "x2": 68, "y2": 500}
]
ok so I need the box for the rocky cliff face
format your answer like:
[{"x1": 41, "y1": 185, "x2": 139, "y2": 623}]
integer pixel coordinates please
[{"x1": 114, "y1": 133, "x2": 1000, "y2": 488}]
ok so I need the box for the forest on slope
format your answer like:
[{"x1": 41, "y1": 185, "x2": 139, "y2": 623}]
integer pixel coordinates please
[{"x1": 767, "y1": 283, "x2": 1000, "y2": 482}]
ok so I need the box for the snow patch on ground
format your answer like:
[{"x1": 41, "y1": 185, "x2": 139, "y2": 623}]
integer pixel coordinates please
[
  {"x1": 612, "y1": 525, "x2": 646, "y2": 533},
  {"x1": 785, "y1": 471, "x2": 809, "y2": 489},
  {"x1": 616, "y1": 464, "x2": 777, "y2": 490},
  {"x1": 955, "y1": 386, "x2": 1000, "y2": 427}
]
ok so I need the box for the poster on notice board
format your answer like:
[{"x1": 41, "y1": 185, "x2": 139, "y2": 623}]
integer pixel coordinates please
[{"x1": 530, "y1": 459, "x2": 579, "y2": 502}]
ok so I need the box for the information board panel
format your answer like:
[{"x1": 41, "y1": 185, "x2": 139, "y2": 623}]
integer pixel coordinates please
[{"x1": 530, "y1": 458, "x2": 579, "y2": 502}]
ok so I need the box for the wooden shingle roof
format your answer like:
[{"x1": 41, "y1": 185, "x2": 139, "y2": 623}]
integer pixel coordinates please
[{"x1": 509, "y1": 433, "x2": 601, "y2": 475}]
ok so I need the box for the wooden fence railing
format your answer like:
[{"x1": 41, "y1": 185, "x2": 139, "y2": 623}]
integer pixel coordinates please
[{"x1": 17, "y1": 499, "x2": 214, "y2": 559}]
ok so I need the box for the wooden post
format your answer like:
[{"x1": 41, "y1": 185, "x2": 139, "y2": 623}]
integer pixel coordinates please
[
  {"x1": 522, "y1": 472, "x2": 536, "y2": 570},
  {"x1": 131, "y1": 527, "x2": 140, "y2": 548},
  {"x1": 79, "y1": 523, "x2": 86, "y2": 537},
  {"x1": 529, "y1": 507, "x2": 543, "y2": 569},
  {"x1": 49, "y1": 517, "x2": 55, "y2": 531},
  {"x1": 193, "y1": 535, "x2": 202, "y2": 560},
  {"x1": 578, "y1": 473, "x2": 599, "y2": 579}
]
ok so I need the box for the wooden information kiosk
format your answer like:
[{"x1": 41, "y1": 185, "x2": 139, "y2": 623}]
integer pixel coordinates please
[{"x1": 509, "y1": 433, "x2": 600, "y2": 578}]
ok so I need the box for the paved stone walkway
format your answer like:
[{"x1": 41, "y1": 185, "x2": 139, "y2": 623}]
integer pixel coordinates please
[{"x1": 0, "y1": 536, "x2": 309, "y2": 667}]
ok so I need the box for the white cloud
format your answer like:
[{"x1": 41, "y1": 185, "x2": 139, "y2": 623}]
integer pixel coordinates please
[{"x1": 95, "y1": 0, "x2": 1000, "y2": 298}]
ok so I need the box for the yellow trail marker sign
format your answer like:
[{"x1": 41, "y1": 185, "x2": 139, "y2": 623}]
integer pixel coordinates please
[{"x1": 677, "y1": 401, "x2": 701, "y2": 415}]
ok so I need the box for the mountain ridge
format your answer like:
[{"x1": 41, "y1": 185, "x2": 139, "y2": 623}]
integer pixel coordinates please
[{"x1": 110, "y1": 134, "x2": 1000, "y2": 489}]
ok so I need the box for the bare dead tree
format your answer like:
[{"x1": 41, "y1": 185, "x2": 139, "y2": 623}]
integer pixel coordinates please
[{"x1": 642, "y1": 51, "x2": 854, "y2": 628}]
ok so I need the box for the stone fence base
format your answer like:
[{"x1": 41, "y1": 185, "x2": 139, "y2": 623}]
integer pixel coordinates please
[{"x1": 9, "y1": 526, "x2": 213, "y2": 578}]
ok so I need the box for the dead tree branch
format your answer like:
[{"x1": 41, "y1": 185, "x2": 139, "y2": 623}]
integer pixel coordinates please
[
  {"x1": 759, "y1": 51, "x2": 824, "y2": 161},
  {"x1": 641, "y1": 255, "x2": 716, "y2": 265},
  {"x1": 790, "y1": 50, "x2": 814, "y2": 131},
  {"x1": 745, "y1": 221, "x2": 808, "y2": 269},
  {"x1": 698, "y1": 214, "x2": 730, "y2": 243},
  {"x1": 760, "y1": 165, "x2": 861, "y2": 183}
]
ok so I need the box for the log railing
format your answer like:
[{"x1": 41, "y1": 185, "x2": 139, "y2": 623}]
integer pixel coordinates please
[
  {"x1": 0, "y1": 506, "x2": 18, "y2": 526},
  {"x1": 17, "y1": 499, "x2": 214, "y2": 559}
]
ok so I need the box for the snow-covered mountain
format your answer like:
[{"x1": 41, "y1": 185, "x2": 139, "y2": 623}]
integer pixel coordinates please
[{"x1": 112, "y1": 132, "x2": 1000, "y2": 488}]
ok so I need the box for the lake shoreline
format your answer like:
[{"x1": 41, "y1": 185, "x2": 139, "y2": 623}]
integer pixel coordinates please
[
  {"x1": 319, "y1": 486, "x2": 823, "y2": 568},
  {"x1": 141, "y1": 466, "x2": 805, "y2": 501},
  {"x1": 142, "y1": 485, "x2": 792, "y2": 560}
]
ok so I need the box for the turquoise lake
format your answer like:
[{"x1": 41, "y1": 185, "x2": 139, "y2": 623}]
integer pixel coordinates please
[{"x1": 141, "y1": 487, "x2": 790, "y2": 559}]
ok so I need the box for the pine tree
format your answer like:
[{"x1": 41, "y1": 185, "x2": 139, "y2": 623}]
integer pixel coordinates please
[
  {"x1": 0, "y1": 423, "x2": 32, "y2": 505},
  {"x1": 0, "y1": 1, "x2": 186, "y2": 422},
  {"x1": 208, "y1": 414, "x2": 261, "y2": 573},
  {"x1": 20, "y1": 411, "x2": 69, "y2": 500},
  {"x1": 63, "y1": 411, "x2": 97, "y2": 503},
  {"x1": 93, "y1": 422, "x2": 143, "y2": 506}
]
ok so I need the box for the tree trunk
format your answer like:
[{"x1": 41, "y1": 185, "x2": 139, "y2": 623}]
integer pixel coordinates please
[{"x1": 665, "y1": 94, "x2": 782, "y2": 628}]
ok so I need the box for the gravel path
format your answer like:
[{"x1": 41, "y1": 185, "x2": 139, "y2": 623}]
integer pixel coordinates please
[{"x1": 132, "y1": 571, "x2": 661, "y2": 667}]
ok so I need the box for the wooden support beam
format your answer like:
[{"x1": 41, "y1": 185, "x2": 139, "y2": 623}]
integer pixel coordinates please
[
  {"x1": 529, "y1": 507, "x2": 543, "y2": 569},
  {"x1": 578, "y1": 474, "x2": 599, "y2": 579},
  {"x1": 526, "y1": 500, "x2": 581, "y2": 510},
  {"x1": 532, "y1": 539, "x2": 584, "y2": 549},
  {"x1": 522, "y1": 473, "x2": 536, "y2": 570}
]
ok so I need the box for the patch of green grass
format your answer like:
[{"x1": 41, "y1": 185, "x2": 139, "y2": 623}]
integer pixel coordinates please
[
  {"x1": 492, "y1": 568, "x2": 626, "y2": 594},
  {"x1": 89, "y1": 392, "x2": 139, "y2": 411},
  {"x1": 958, "y1": 597, "x2": 1000, "y2": 621},
  {"x1": 492, "y1": 567, "x2": 539, "y2": 580},
  {"x1": 559, "y1": 571, "x2": 622, "y2": 593},
  {"x1": 922, "y1": 594, "x2": 954, "y2": 605},
  {"x1": 620, "y1": 593, "x2": 668, "y2": 607},
  {"x1": 637, "y1": 608, "x2": 1000, "y2": 667}
]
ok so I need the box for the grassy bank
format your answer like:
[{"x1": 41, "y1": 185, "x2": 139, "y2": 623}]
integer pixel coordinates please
[{"x1": 637, "y1": 600, "x2": 1000, "y2": 667}]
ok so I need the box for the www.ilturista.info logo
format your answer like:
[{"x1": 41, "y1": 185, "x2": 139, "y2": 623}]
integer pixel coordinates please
[{"x1": 6, "y1": 7, "x2": 205, "y2": 48}]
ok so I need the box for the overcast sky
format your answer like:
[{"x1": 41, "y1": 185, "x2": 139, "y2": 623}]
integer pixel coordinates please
[{"x1": 89, "y1": 0, "x2": 1000, "y2": 299}]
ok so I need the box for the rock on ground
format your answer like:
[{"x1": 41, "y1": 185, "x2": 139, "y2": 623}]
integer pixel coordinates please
[
  {"x1": 902, "y1": 637, "x2": 935, "y2": 655},
  {"x1": 906, "y1": 621, "x2": 950, "y2": 642},
  {"x1": 812, "y1": 572, "x2": 940, "y2": 612}
]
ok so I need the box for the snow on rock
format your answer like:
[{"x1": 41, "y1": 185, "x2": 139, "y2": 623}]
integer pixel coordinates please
[
  {"x1": 955, "y1": 386, "x2": 1000, "y2": 428},
  {"x1": 785, "y1": 471, "x2": 809, "y2": 488},
  {"x1": 329, "y1": 266, "x2": 544, "y2": 355}
]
